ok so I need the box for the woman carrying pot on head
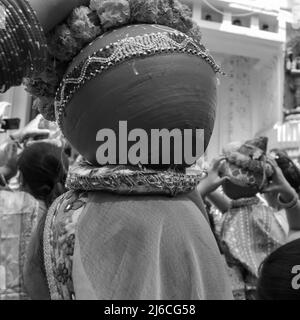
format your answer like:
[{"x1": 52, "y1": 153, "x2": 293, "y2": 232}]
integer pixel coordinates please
[
  {"x1": 198, "y1": 137, "x2": 288, "y2": 300},
  {"x1": 0, "y1": 0, "x2": 231, "y2": 299},
  {"x1": 1, "y1": 0, "x2": 238, "y2": 299},
  {"x1": 17, "y1": 0, "x2": 234, "y2": 300}
]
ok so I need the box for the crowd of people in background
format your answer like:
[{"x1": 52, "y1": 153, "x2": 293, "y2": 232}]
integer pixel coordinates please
[{"x1": 0, "y1": 116, "x2": 68, "y2": 299}]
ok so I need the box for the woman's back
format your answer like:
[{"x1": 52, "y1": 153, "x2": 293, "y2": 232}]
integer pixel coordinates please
[{"x1": 42, "y1": 191, "x2": 233, "y2": 300}]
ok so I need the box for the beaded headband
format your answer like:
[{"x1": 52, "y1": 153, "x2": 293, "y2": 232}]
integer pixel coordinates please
[{"x1": 55, "y1": 28, "x2": 223, "y2": 129}]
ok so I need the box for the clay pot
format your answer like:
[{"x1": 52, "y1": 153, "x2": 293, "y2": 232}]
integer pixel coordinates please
[
  {"x1": 220, "y1": 161, "x2": 267, "y2": 200},
  {"x1": 60, "y1": 24, "x2": 217, "y2": 169},
  {"x1": 222, "y1": 180, "x2": 259, "y2": 200}
]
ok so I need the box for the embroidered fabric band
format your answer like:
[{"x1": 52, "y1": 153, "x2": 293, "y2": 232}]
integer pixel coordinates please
[
  {"x1": 66, "y1": 160, "x2": 207, "y2": 197},
  {"x1": 55, "y1": 30, "x2": 223, "y2": 128},
  {"x1": 43, "y1": 196, "x2": 62, "y2": 300}
]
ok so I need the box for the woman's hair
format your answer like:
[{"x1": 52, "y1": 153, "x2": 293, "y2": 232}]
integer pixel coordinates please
[
  {"x1": 257, "y1": 239, "x2": 300, "y2": 300},
  {"x1": 18, "y1": 142, "x2": 69, "y2": 207},
  {"x1": 271, "y1": 149, "x2": 300, "y2": 194}
]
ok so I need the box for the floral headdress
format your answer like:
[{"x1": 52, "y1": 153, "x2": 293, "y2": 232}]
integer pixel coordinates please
[{"x1": 24, "y1": 0, "x2": 203, "y2": 122}]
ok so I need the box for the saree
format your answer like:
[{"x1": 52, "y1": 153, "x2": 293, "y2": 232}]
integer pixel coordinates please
[
  {"x1": 43, "y1": 190, "x2": 233, "y2": 300},
  {"x1": 40, "y1": 162, "x2": 233, "y2": 300},
  {"x1": 219, "y1": 198, "x2": 287, "y2": 299}
]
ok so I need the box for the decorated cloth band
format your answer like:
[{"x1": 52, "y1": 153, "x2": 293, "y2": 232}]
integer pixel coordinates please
[{"x1": 66, "y1": 159, "x2": 208, "y2": 197}]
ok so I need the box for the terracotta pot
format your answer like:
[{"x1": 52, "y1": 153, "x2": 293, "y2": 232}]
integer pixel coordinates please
[
  {"x1": 220, "y1": 161, "x2": 267, "y2": 200},
  {"x1": 222, "y1": 180, "x2": 259, "y2": 200},
  {"x1": 59, "y1": 24, "x2": 218, "y2": 169}
]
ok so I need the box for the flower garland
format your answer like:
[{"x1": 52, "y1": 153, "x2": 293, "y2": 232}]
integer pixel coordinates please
[{"x1": 24, "y1": 0, "x2": 202, "y2": 121}]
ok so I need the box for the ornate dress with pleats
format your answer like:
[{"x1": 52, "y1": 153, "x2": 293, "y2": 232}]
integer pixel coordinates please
[{"x1": 217, "y1": 197, "x2": 287, "y2": 300}]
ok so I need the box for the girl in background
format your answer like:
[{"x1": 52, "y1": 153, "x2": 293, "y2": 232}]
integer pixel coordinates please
[
  {"x1": 19, "y1": 142, "x2": 69, "y2": 299},
  {"x1": 18, "y1": 142, "x2": 69, "y2": 209},
  {"x1": 0, "y1": 140, "x2": 68, "y2": 299}
]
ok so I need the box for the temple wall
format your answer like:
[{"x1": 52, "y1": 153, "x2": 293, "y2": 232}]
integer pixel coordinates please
[{"x1": 206, "y1": 53, "x2": 284, "y2": 160}]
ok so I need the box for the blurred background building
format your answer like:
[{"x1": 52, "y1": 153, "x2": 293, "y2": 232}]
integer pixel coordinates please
[
  {"x1": 1, "y1": 0, "x2": 300, "y2": 164},
  {"x1": 183, "y1": 0, "x2": 300, "y2": 164}
]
